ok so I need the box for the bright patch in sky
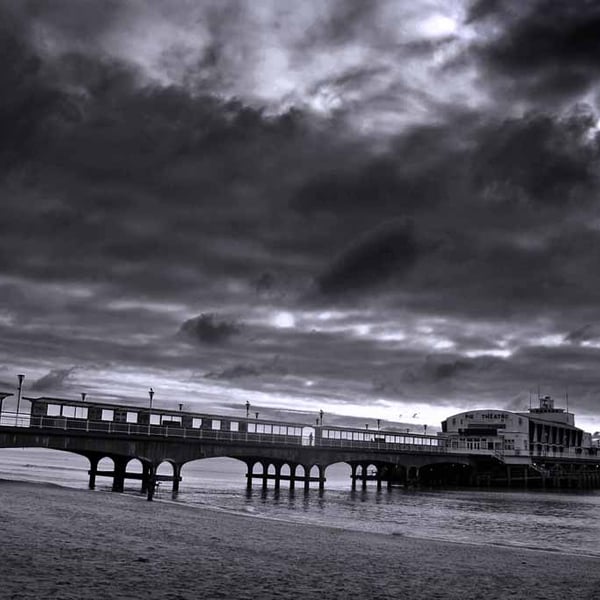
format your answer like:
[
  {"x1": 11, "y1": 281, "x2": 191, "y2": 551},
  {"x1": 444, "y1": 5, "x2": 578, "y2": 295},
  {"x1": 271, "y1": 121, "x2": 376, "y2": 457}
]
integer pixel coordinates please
[
  {"x1": 272, "y1": 311, "x2": 296, "y2": 328},
  {"x1": 419, "y1": 14, "x2": 458, "y2": 37}
]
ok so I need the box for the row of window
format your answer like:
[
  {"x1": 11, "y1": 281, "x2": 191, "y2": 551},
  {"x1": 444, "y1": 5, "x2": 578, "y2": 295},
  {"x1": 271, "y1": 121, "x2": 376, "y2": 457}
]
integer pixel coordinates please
[
  {"x1": 47, "y1": 404, "x2": 88, "y2": 419},
  {"x1": 44, "y1": 405, "x2": 297, "y2": 434},
  {"x1": 450, "y1": 437, "x2": 528, "y2": 450},
  {"x1": 247, "y1": 423, "x2": 303, "y2": 436},
  {"x1": 321, "y1": 430, "x2": 440, "y2": 446}
]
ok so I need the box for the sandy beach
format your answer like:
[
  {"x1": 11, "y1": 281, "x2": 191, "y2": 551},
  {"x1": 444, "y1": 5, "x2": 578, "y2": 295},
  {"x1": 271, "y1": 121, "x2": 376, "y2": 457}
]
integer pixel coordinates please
[{"x1": 1, "y1": 481, "x2": 598, "y2": 600}]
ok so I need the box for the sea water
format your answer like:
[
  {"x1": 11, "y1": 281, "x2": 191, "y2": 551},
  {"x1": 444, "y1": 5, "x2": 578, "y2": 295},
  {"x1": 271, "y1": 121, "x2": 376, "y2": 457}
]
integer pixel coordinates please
[{"x1": 1, "y1": 448, "x2": 599, "y2": 558}]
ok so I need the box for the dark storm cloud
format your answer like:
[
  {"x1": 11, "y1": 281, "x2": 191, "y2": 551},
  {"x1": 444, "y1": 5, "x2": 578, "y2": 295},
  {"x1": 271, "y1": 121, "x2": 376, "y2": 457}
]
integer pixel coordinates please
[
  {"x1": 0, "y1": 18, "x2": 66, "y2": 171},
  {"x1": 30, "y1": 367, "x2": 77, "y2": 392},
  {"x1": 468, "y1": 0, "x2": 600, "y2": 103},
  {"x1": 178, "y1": 314, "x2": 241, "y2": 346},
  {"x1": 471, "y1": 107, "x2": 600, "y2": 207},
  {"x1": 205, "y1": 356, "x2": 287, "y2": 380},
  {"x1": 315, "y1": 221, "x2": 418, "y2": 298},
  {"x1": 565, "y1": 324, "x2": 600, "y2": 345}
]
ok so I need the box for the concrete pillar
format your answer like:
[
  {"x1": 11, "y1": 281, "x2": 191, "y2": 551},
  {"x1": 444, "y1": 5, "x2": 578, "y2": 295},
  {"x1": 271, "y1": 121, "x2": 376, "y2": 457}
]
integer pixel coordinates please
[
  {"x1": 304, "y1": 466, "x2": 310, "y2": 491},
  {"x1": 146, "y1": 465, "x2": 157, "y2": 501},
  {"x1": 361, "y1": 464, "x2": 368, "y2": 490},
  {"x1": 112, "y1": 458, "x2": 126, "y2": 493},
  {"x1": 376, "y1": 466, "x2": 382, "y2": 491},
  {"x1": 274, "y1": 464, "x2": 281, "y2": 491},
  {"x1": 262, "y1": 462, "x2": 268, "y2": 491},
  {"x1": 172, "y1": 464, "x2": 181, "y2": 495},
  {"x1": 318, "y1": 465, "x2": 325, "y2": 492},
  {"x1": 350, "y1": 464, "x2": 357, "y2": 490},
  {"x1": 506, "y1": 465, "x2": 512, "y2": 487},
  {"x1": 246, "y1": 461, "x2": 253, "y2": 490},
  {"x1": 289, "y1": 465, "x2": 296, "y2": 490},
  {"x1": 88, "y1": 456, "x2": 99, "y2": 490},
  {"x1": 141, "y1": 463, "x2": 150, "y2": 493}
]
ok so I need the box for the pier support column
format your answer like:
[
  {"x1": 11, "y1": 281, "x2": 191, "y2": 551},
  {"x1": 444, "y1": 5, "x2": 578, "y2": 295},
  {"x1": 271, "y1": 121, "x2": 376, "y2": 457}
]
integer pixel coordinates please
[
  {"x1": 506, "y1": 465, "x2": 512, "y2": 487},
  {"x1": 88, "y1": 456, "x2": 99, "y2": 490},
  {"x1": 376, "y1": 466, "x2": 383, "y2": 491},
  {"x1": 350, "y1": 464, "x2": 357, "y2": 490},
  {"x1": 112, "y1": 457, "x2": 127, "y2": 493},
  {"x1": 262, "y1": 462, "x2": 269, "y2": 491},
  {"x1": 141, "y1": 463, "x2": 151, "y2": 494},
  {"x1": 246, "y1": 461, "x2": 253, "y2": 490},
  {"x1": 274, "y1": 464, "x2": 281, "y2": 491},
  {"x1": 146, "y1": 465, "x2": 157, "y2": 501},
  {"x1": 318, "y1": 465, "x2": 325, "y2": 492},
  {"x1": 361, "y1": 464, "x2": 368, "y2": 490},
  {"x1": 172, "y1": 464, "x2": 182, "y2": 495},
  {"x1": 304, "y1": 466, "x2": 310, "y2": 492},
  {"x1": 289, "y1": 465, "x2": 296, "y2": 491}
]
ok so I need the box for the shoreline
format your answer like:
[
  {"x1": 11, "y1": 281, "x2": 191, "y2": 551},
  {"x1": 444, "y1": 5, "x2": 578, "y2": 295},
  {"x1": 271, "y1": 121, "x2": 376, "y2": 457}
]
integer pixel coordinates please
[
  {"x1": 4, "y1": 475, "x2": 600, "y2": 561},
  {"x1": 2, "y1": 479, "x2": 600, "y2": 599}
]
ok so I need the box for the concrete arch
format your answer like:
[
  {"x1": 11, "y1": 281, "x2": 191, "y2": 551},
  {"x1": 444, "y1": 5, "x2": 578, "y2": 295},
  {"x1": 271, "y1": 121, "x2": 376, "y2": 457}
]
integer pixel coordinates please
[{"x1": 126, "y1": 457, "x2": 143, "y2": 473}]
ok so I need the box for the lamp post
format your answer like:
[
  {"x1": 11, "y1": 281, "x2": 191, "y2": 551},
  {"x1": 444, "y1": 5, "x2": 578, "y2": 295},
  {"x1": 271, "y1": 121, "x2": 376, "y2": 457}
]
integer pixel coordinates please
[
  {"x1": 81, "y1": 393, "x2": 87, "y2": 402},
  {"x1": 16, "y1": 374, "x2": 24, "y2": 426},
  {"x1": 377, "y1": 419, "x2": 381, "y2": 431},
  {"x1": 246, "y1": 401, "x2": 250, "y2": 418},
  {"x1": 148, "y1": 388, "x2": 154, "y2": 435},
  {"x1": 319, "y1": 410, "x2": 323, "y2": 426},
  {"x1": 255, "y1": 412, "x2": 259, "y2": 420}
]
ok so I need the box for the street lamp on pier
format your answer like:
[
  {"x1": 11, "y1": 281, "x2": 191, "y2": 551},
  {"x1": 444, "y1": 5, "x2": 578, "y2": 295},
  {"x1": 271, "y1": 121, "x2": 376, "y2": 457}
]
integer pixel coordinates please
[
  {"x1": 246, "y1": 401, "x2": 250, "y2": 418},
  {"x1": 319, "y1": 410, "x2": 324, "y2": 425},
  {"x1": 147, "y1": 388, "x2": 155, "y2": 435},
  {"x1": 255, "y1": 411, "x2": 259, "y2": 420},
  {"x1": 81, "y1": 393, "x2": 87, "y2": 402},
  {"x1": 16, "y1": 374, "x2": 24, "y2": 426}
]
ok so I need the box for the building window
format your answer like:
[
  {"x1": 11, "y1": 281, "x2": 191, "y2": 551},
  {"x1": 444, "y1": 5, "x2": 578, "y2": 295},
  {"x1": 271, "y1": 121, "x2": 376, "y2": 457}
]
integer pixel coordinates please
[
  {"x1": 74, "y1": 407, "x2": 88, "y2": 419},
  {"x1": 62, "y1": 406, "x2": 75, "y2": 418}
]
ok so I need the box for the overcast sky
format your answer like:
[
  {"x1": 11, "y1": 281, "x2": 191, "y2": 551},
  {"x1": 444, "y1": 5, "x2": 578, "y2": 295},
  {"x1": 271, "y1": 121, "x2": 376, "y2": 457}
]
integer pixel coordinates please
[{"x1": 2, "y1": 0, "x2": 600, "y2": 433}]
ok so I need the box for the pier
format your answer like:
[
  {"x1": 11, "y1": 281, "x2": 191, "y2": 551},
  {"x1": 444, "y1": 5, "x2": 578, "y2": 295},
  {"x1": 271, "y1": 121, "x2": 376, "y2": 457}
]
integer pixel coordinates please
[{"x1": 0, "y1": 393, "x2": 598, "y2": 499}]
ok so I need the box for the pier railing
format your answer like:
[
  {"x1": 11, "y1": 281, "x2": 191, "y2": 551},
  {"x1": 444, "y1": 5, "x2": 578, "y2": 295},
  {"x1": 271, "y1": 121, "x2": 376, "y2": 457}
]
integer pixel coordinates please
[
  {"x1": 2, "y1": 411, "x2": 598, "y2": 460},
  {"x1": 0, "y1": 411, "x2": 446, "y2": 453}
]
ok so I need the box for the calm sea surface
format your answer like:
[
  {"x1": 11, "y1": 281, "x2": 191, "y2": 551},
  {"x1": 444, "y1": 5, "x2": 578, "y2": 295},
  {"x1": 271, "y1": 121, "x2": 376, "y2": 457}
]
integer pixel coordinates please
[{"x1": 1, "y1": 448, "x2": 599, "y2": 558}]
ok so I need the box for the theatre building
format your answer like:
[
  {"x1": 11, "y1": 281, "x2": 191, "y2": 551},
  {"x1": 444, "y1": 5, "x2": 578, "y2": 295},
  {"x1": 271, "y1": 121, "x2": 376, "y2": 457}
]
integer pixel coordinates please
[{"x1": 439, "y1": 396, "x2": 599, "y2": 487}]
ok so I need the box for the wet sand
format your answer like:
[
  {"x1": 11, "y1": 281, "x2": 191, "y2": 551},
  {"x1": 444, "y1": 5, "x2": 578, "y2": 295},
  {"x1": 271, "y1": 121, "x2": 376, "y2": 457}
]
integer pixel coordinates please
[{"x1": 1, "y1": 480, "x2": 598, "y2": 599}]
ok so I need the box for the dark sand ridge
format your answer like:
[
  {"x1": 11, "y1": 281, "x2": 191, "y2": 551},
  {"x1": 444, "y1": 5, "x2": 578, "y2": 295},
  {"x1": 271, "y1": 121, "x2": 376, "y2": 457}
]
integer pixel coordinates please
[{"x1": 1, "y1": 480, "x2": 598, "y2": 599}]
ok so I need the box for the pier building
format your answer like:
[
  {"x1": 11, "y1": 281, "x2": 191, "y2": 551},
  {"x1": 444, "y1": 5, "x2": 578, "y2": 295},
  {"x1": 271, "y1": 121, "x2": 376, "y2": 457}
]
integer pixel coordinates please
[{"x1": 440, "y1": 396, "x2": 599, "y2": 486}]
